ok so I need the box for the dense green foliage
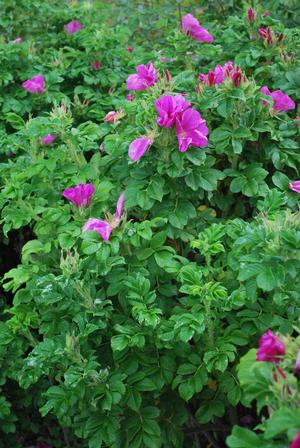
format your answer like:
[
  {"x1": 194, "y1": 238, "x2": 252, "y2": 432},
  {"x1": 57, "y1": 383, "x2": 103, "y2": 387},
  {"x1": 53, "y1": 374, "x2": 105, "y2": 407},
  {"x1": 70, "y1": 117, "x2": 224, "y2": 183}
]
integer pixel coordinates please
[{"x1": 0, "y1": 1, "x2": 299, "y2": 447}]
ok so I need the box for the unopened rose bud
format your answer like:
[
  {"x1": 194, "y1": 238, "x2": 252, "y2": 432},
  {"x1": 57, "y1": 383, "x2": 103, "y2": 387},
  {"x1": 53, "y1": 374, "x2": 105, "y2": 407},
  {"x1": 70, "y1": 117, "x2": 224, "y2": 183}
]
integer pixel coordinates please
[
  {"x1": 104, "y1": 111, "x2": 117, "y2": 123},
  {"x1": 164, "y1": 69, "x2": 171, "y2": 83},
  {"x1": 247, "y1": 7, "x2": 255, "y2": 22},
  {"x1": 277, "y1": 33, "x2": 284, "y2": 43}
]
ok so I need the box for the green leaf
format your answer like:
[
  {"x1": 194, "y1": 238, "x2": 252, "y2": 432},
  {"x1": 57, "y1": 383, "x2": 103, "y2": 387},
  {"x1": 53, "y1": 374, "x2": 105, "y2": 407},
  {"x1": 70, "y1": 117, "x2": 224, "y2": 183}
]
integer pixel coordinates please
[
  {"x1": 264, "y1": 408, "x2": 300, "y2": 439},
  {"x1": 111, "y1": 335, "x2": 129, "y2": 352},
  {"x1": 127, "y1": 389, "x2": 142, "y2": 412},
  {"x1": 227, "y1": 426, "x2": 262, "y2": 448},
  {"x1": 5, "y1": 112, "x2": 25, "y2": 130}
]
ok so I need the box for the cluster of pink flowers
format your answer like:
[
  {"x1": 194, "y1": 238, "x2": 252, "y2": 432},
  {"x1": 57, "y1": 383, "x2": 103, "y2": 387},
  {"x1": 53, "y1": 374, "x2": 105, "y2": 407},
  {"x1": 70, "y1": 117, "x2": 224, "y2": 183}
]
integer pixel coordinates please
[
  {"x1": 126, "y1": 62, "x2": 157, "y2": 91},
  {"x1": 257, "y1": 330, "x2": 300, "y2": 447},
  {"x1": 128, "y1": 94, "x2": 208, "y2": 162},
  {"x1": 64, "y1": 20, "x2": 83, "y2": 35},
  {"x1": 22, "y1": 75, "x2": 45, "y2": 94},
  {"x1": 259, "y1": 27, "x2": 283, "y2": 45},
  {"x1": 199, "y1": 61, "x2": 243, "y2": 88},
  {"x1": 260, "y1": 86, "x2": 295, "y2": 112},
  {"x1": 247, "y1": 8, "x2": 270, "y2": 22},
  {"x1": 199, "y1": 61, "x2": 233, "y2": 86},
  {"x1": 181, "y1": 14, "x2": 213, "y2": 43},
  {"x1": 62, "y1": 183, "x2": 125, "y2": 243},
  {"x1": 83, "y1": 193, "x2": 124, "y2": 243}
]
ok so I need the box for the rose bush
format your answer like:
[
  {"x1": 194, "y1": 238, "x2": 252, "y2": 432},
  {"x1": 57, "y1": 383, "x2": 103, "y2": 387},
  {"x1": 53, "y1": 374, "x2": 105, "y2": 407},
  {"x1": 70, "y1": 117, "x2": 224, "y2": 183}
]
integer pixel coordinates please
[{"x1": 0, "y1": 0, "x2": 299, "y2": 447}]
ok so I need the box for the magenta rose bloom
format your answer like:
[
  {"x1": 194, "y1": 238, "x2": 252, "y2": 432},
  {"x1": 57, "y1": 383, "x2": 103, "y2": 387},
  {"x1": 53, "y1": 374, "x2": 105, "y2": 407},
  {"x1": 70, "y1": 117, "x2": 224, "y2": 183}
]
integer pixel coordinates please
[
  {"x1": 128, "y1": 137, "x2": 153, "y2": 162},
  {"x1": 40, "y1": 134, "x2": 56, "y2": 145},
  {"x1": 63, "y1": 183, "x2": 95, "y2": 208},
  {"x1": 126, "y1": 62, "x2": 157, "y2": 91},
  {"x1": 155, "y1": 94, "x2": 190, "y2": 128},
  {"x1": 256, "y1": 330, "x2": 285, "y2": 363},
  {"x1": 271, "y1": 90, "x2": 295, "y2": 112},
  {"x1": 176, "y1": 108, "x2": 208, "y2": 152},
  {"x1": 83, "y1": 192, "x2": 124, "y2": 243},
  {"x1": 289, "y1": 180, "x2": 300, "y2": 193},
  {"x1": 260, "y1": 86, "x2": 295, "y2": 112},
  {"x1": 65, "y1": 20, "x2": 83, "y2": 34},
  {"x1": 182, "y1": 13, "x2": 213, "y2": 43},
  {"x1": 291, "y1": 432, "x2": 300, "y2": 448},
  {"x1": 22, "y1": 75, "x2": 45, "y2": 94}
]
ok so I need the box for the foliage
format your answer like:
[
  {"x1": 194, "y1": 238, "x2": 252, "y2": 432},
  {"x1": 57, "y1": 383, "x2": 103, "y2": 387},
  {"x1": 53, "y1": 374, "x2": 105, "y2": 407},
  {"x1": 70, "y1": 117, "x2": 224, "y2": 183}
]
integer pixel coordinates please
[{"x1": 0, "y1": 0, "x2": 299, "y2": 447}]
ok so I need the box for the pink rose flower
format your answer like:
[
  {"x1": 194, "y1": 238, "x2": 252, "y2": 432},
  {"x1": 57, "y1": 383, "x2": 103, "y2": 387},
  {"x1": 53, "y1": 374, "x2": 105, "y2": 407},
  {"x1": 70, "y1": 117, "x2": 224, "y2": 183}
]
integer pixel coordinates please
[
  {"x1": 290, "y1": 432, "x2": 300, "y2": 448},
  {"x1": 91, "y1": 60, "x2": 101, "y2": 70},
  {"x1": 155, "y1": 94, "x2": 190, "y2": 128},
  {"x1": 271, "y1": 90, "x2": 295, "y2": 112},
  {"x1": 176, "y1": 108, "x2": 209, "y2": 152},
  {"x1": 63, "y1": 183, "x2": 94, "y2": 208},
  {"x1": 126, "y1": 62, "x2": 157, "y2": 90},
  {"x1": 40, "y1": 134, "x2": 57, "y2": 145},
  {"x1": 13, "y1": 37, "x2": 23, "y2": 43},
  {"x1": 83, "y1": 192, "x2": 124, "y2": 243},
  {"x1": 260, "y1": 86, "x2": 295, "y2": 112},
  {"x1": 289, "y1": 180, "x2": 300, "y2": 193},
  {"x1": 256, "y1": 330, "x2": 285, "y2": 363},
  {"x1": 22, "y1": 75, "x2": 45, "y2": 94},
  {"x1": 126, "y1": 94, "x2": 135, "y2": 101},
  {"x1": 127, "y1": 47, "x2": 133, "y2": 53},
  {"x1": 128, "y1": 137, "x2": 153, "y2": 162},
  {"x1": 182, "y1": 13, "x2": 213, "y2": 43},
  {"x1": 65, "y1": 20, "x2": 83, "y2": 34}
]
